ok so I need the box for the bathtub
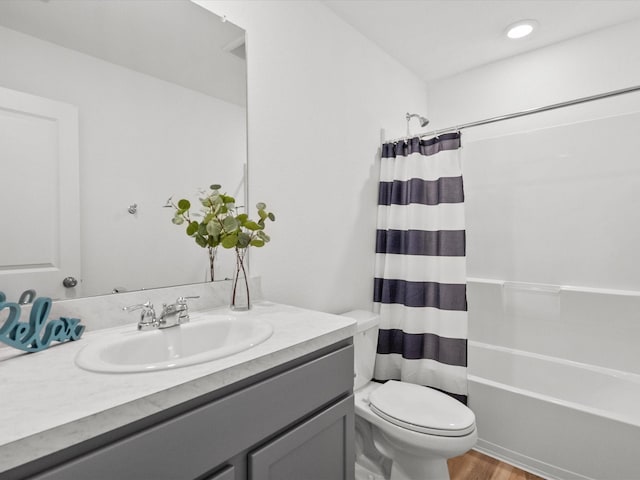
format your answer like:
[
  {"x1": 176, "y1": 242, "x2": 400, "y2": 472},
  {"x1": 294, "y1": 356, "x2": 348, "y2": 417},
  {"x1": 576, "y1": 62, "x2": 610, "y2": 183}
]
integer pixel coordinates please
[{"x1": 468, "y1": 341, "x2": 640, "y2": 480}]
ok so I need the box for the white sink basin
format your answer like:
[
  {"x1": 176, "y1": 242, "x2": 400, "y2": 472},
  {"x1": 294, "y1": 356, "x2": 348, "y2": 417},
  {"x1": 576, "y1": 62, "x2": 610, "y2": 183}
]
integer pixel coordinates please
[{"x1": 75, "y1": 314, "x2": 273, "y2": 373}]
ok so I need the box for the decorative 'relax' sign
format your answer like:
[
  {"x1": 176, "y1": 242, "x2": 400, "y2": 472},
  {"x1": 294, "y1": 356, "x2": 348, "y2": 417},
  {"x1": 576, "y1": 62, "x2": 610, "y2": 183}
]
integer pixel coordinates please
[{"x1": 0, "y1": 297, "x2": 84, "y2": 352}]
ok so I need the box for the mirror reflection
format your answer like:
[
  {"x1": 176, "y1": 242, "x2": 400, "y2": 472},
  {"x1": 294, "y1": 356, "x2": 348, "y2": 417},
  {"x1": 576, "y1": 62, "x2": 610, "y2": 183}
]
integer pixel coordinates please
[{"x1": 0, "y1": 0, "x2": 247, "y2": 301}]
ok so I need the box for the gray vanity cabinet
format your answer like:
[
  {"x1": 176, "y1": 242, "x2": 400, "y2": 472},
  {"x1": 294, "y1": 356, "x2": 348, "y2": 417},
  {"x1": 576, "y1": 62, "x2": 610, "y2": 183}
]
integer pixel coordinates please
[{"x1": 14, "y1": 342, "x2": 354, "y2": 480}]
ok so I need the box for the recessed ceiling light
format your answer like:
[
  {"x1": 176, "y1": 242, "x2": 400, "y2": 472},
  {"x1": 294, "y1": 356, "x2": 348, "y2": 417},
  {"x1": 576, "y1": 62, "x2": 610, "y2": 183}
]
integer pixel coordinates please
[{"x1": 506, "y1": 20, "x2": 538, "y2": 39}]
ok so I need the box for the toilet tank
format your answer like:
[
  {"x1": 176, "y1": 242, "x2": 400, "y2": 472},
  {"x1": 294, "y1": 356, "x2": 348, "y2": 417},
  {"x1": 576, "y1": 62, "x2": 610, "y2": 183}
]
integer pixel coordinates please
[{"x1": 341, "y1": 310, "x2": 380, "y2": 390}]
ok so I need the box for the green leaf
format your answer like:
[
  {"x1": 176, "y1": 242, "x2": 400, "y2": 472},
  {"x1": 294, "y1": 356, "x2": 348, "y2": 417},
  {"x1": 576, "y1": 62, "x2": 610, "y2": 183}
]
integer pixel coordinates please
[
  {"x1": 186, "y1": 221, "x2": 199, "y2": 236},
  {"x1": 257, "y1": 231, "x2": 271, "y2": 242},
  {"x1": 250, "y1": 239, "x2": 265, "y2": 247},
  {"x1": 222, "y1": 216, "x2": 239, "y2": 232},
  {"x1": 268, "y1": 212, "x2": 276, "y2": 221},
  {"x1": 172, "y1": 215, "x2": 184, "y2": 225},
  {"x1": 206, "y1": 220, "x2": 222, "y2": 236},
  {"x1": 210, "y1": 184, "x2": 222, "y2": 191},
  {"x1": 238, "y1": 232, "x2": 251, "y2": 248},
  {"x1": 256, "y1": 202, "x2": 266, "y2": 210},
  {"x1": 221, "y1": 233, "x2": 237, "y2": 248},
  {"x1": 237, "y1": 213, "x2": 249, "y2": 224},
  {"x1": 198, "y1": 223, "x2": 208, "y2": 236},
  {"x1": 258, "y1": 209, "x2": 268, "y2": 220},
  {"x1": 177, "y1": 199, "x2": 191, "y2": 210},
  {"x1": 244, "y1": 220, "x2": 262, "y2": 231},
  {"x1": 195, "y1": 235, "x2": 207, "y2": 248}
]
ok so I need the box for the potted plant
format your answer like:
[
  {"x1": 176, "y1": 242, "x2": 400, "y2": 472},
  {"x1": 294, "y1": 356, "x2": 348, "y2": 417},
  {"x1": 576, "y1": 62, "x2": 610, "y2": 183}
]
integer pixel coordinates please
[{"x1": 170, "y1": 184, "x2": 275, "y2": 310}]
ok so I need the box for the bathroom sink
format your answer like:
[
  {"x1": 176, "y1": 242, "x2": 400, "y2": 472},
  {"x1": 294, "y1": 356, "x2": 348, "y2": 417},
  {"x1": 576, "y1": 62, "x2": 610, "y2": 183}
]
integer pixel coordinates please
[{"x1": 75, "y1": 314, "x2": 273, "y2": 373}]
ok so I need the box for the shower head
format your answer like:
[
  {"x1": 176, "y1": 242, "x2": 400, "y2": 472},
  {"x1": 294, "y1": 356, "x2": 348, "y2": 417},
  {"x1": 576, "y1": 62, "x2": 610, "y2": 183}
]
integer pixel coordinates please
[{"x1": 406, "y1": 112, "x2": 429, "y2": 128}]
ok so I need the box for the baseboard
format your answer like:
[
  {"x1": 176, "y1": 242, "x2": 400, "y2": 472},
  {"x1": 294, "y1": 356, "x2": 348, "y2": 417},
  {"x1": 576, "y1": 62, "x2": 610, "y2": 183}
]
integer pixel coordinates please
[{"x1": 474, "y1": 439, "x2": 594, "y2": 480}]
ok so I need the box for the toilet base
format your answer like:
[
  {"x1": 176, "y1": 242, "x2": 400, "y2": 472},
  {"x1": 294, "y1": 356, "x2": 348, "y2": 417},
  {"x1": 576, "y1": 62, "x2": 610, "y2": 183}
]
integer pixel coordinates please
[
  {"x1": 355, "y1": 450, "x2": 450, "y2": 480},
  {"x1": 389, "y1": 450, "x2": 450, "y2": 480},
  {"x1": 355, "y1": 416, "x2": 391, "y2": 479},
  {"x1": 355, "y1": 461, "x2": 386, "y2": 480}
]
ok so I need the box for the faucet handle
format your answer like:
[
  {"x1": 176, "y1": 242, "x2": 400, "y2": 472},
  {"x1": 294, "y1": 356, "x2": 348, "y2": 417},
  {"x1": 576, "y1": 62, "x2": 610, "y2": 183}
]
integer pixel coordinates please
[
  {"x1": 123, "y1": 300, "x2": 154, "y2": 313},
  {"x1": 174, "y1": 296, "x2": 199, "y2": 324},
  {"x1": 176, "y1": 296, "x2": 199, "y2": 305},
  {"x1": 123, "y1": 301, "x2": 158, "y2": 330}
]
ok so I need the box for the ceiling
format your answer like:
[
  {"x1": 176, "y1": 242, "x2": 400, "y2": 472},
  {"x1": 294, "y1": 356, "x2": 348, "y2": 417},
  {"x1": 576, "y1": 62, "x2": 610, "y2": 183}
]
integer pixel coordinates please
[{"x1": 323, "y1": 0, "x2": 640, "y2": 83}]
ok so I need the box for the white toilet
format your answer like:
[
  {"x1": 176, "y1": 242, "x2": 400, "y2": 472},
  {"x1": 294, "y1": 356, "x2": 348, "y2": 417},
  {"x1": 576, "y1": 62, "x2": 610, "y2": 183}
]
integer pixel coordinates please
[{"x1": 342, "y1": 310, "x2": 477, "y2": 480}]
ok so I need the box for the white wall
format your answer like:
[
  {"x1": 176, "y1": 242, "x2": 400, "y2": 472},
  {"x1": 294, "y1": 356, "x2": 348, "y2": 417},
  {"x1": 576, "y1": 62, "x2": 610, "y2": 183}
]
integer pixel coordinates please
[
  {"x1": 197, "y1": 1, "x2": 428, "y2": 312},
  {"x1": 0, "y1": 26, "x2": 246, "y2": 296}
]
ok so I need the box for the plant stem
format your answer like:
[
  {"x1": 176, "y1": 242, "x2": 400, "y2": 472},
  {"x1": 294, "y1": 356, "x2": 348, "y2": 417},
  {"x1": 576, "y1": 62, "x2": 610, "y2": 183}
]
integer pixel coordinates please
[
  {"x1": 239, "y1": 248, "x2": 250, "y2": 306},
  {"x1": 231, "y1": 247, "x2": 250, "y2": 308},
  {"x1": 208, "y1": 247, "x2": 215, "y2": 282}
]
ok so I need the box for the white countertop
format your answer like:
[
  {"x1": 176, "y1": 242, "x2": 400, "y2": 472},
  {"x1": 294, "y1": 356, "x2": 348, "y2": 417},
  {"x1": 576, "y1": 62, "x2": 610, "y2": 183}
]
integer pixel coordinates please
[{"x1": 0, "y1": 301, "x2": 356, "y2": 474}]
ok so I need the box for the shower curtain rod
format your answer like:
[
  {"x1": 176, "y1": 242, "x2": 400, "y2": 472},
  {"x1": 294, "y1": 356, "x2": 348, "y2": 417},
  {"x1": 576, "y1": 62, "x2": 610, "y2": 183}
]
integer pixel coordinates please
[{"x1": 385, "y1": 84, "x2": 640, "y2": 144}]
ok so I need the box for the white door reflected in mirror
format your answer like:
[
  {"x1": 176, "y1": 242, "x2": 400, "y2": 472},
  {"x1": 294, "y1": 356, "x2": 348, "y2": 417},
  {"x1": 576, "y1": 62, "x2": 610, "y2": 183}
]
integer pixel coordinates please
[{"x1": 0, "y1": 87, "x2": 80, "y2": 302}]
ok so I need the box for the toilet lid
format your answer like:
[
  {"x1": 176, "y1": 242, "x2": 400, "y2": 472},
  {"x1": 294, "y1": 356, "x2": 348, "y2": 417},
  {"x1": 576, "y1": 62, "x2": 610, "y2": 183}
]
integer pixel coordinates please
[{"x1": 368, "y1": 381, "x2": 475, "y2": 437}]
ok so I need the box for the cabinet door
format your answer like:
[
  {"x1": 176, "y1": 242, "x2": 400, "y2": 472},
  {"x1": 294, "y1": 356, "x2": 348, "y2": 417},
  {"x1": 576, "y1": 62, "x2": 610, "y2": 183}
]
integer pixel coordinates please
[
  {"x1": 204, "y1": 464, "x2": 235, "y2": 480},
  {"x1": 249, "y1": 396, "x2": 354, "y2": 480}
]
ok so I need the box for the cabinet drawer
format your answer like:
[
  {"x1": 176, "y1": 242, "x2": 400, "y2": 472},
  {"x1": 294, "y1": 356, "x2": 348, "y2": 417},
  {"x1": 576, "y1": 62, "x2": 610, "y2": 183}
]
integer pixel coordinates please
[{"x1": 32, "y1": 344, "x2": 353, "y2": 480}]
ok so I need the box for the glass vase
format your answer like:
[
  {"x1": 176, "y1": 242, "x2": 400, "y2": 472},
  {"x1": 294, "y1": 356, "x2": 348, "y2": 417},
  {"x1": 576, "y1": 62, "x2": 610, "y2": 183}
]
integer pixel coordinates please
[
  {"x1": 230, "y1": 247, "x2": 251, "y2": 311},
  {"x1": 207, "y1": 246, "x2": 217, "y2": 282}
]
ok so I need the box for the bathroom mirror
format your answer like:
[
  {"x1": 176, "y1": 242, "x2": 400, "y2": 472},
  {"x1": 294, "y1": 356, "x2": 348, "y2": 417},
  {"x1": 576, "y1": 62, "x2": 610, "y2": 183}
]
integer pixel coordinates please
[{"x1": 0, "y1": 0, "x2": 247, "y2": 301}]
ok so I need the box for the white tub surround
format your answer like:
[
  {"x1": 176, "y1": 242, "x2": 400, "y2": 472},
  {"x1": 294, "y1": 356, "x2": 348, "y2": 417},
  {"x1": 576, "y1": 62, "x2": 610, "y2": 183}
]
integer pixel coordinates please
[{"x1": 0, "y1": 284, "x2": 356, "y2": 476}]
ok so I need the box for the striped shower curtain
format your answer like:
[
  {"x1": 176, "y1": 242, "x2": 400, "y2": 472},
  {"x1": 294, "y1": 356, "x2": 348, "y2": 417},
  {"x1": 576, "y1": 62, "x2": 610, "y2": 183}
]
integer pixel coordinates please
[{"x1": 373, "y1": 133, "x2": 468, "y2": 404}]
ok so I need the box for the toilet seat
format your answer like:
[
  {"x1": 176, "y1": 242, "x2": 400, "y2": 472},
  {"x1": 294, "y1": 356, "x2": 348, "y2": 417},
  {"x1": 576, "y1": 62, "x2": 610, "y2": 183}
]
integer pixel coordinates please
[{"x1": 368, "y1": 380, "x2": 475, "y2": 437}]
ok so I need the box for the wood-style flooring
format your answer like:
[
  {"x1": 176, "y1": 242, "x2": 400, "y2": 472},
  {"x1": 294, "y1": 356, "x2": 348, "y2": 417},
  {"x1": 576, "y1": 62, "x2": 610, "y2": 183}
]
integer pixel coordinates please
[{"x1": 448, "y1": 450, "x2": 544, "y2": 480}]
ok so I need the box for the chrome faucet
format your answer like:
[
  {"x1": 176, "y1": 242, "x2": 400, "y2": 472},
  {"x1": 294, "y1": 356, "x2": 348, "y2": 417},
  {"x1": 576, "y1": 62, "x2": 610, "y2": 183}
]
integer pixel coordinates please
[
  {"x1": 158, "y1": 296, "x2": 199, "y2": 328},
  {"x1": 123, "y1": 296, "x2": 199, "y2": 331}
]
